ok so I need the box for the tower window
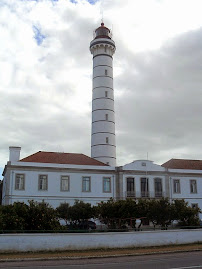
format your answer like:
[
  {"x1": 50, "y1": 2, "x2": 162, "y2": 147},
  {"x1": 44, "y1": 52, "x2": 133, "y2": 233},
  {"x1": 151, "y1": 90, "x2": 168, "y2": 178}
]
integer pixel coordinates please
[
  {"x1": 105, "y1": 69, "x2": 108, "y2": 76},
  {"x1": 106, "y1": 137, "x2": 109, "y2": 144},
  {"x1": 105, "y1": 114, "x2": 108, "y2": 121},
  {"x1": 104, "y1": 46, "x2": 107, "y2": 52},
  {"x1": 105, "y1": 91, "x2": 108, "y2": 97}
]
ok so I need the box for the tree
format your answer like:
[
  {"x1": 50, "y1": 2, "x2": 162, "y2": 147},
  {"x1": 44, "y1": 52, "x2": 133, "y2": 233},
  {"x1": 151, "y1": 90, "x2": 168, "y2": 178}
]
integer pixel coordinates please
[
  {"x1": 56, "y1": 202, "x2": 70, "y2": 225},
  {"x1": 96, "y1": 198, "x2": 139, "y2": 228},
  {"x1": 172, "y1": 199, "x2": 200, "y2": 226},
  {"x1": 69, "y1": 200, "x2": 94, "y2": 222},
  {"x1": 0, "y1": 202, "x2": 29, "y2": 230},
  {"x1": 96, "y1": 198, "x2": 117, "y2": 228},
  {"x1": 25, "y1": 200, "x2": 60, "y2": 230},
  {"x1": 147, "y1": 198, "x2": 173, "y2": 229}
]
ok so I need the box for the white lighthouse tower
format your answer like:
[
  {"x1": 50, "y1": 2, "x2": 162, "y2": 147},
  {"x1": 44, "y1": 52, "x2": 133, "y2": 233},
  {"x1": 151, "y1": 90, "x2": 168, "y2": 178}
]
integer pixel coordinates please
[{"x1": 90, "y1": 23, "x2": 116, "y2": 166}]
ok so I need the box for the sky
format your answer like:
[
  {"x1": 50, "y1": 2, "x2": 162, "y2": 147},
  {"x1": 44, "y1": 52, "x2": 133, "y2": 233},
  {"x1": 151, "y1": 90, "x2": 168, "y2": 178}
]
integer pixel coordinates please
[{"x1": 1, "y1": 0, "x2": 202, "y2": 175}]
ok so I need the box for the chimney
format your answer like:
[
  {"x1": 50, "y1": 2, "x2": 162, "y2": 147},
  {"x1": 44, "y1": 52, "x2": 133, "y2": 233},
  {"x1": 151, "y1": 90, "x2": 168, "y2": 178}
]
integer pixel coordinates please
[{"x1": 9, "y1": 146, "x2": 21, "y2": 162}]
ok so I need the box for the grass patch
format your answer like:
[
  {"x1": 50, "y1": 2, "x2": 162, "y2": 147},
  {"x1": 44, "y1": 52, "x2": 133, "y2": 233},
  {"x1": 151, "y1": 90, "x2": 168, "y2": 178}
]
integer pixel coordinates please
[{"x1": 0, "y1": 243, "x2": 201, "y2": 261}]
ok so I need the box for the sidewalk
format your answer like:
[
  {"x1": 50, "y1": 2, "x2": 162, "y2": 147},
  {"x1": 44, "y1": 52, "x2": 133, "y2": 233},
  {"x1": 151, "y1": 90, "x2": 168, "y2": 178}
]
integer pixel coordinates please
[{"x1": 0, "y1": 243, "x2": 201, "y2": 262}]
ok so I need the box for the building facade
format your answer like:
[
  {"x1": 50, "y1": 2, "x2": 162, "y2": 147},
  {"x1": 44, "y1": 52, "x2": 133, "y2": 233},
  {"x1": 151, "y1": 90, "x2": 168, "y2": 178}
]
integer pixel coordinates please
[
  {"x1": 2, "y1": 147, "x2": 115, "y2": 208},
  {"x1": 2, "y1": 147, "x2": 202, "y2": 220}
]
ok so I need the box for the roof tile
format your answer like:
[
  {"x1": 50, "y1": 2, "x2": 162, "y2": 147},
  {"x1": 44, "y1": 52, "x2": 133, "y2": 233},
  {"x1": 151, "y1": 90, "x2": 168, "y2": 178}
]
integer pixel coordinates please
[
  {"x1": 19, "y1": 151, "x2": 108, "y2": 166},
  {"x1": 162, "y1": 158, "x2": 202, "y2": 170}
]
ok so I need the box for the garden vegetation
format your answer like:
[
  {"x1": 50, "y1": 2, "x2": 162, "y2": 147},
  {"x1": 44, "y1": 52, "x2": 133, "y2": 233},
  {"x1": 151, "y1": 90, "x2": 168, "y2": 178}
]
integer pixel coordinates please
[{"x1": 0, "y1": 198, "x2": 200, "y2": 231}]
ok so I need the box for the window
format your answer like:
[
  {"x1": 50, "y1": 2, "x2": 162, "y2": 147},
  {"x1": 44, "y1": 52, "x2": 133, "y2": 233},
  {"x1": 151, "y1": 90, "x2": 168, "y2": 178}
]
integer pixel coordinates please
[
  {"x1": 154, "y1": 178, "x2": 162, "y2": 197},
  {"x1": 15, "y1": 174, "x2": 25, "y2": 190},
  {"x1": 105, "y1": 91, "x2": 108, "y2": 98},
  {"x1": 141, "y1": 162, "x2": 146, "y2": 166},
  {"x1": 105, "y1": 114, "x2": 108, "y2": 121},
  {"x1": 106, "y1": 137, "x2": 109, "y2": 144},
  {"x1": 38, "y1": 175, "x2": 48, "y2": 191},
  {"x1": 103, "y1": 177, "x2": 111, "y2": 192},
  {"x1": 173, "y1": 179, "x2": 180, "y2": 193},
  {"x1": 105, "y1": 69, "x2": 108, "y2": 76},
  {"x1": 104, "y1": 46, "x2": 107, "y2": 52},
  {"x1": 126, "y1": 177, "x2": 135, "y2": 197},
  {"x1": 190, "y1": 180, "x2": 197, "y2": 193},
  {"x1": 82, "y1": 177, "x2": 91, "y2": 192},
  {"x1": 140, "y1": 178, "x2": 149, "y2": 197},
  {"x1": 61, "y1": 176, "x2": 69, "y2": 191}
]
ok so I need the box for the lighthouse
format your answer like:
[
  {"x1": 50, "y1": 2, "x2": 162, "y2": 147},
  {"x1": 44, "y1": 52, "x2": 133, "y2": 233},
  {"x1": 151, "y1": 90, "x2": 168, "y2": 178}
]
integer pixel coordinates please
[{"x1": 90, "y1": 23, "x2": 116, "y2": 166}]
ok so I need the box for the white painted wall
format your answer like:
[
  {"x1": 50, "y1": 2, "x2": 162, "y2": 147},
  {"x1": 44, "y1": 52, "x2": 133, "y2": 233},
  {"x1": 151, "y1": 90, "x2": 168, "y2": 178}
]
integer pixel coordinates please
[
  {"x1": 0, "y1": 230, "x2": 201, "y2": 252},
  {"x1": 2, "y1": 162, "x2": 116, "y2": 207},
  {"x1": 169, "y1": 171, "x2": 202, "y2": 220},
  {"x1": 123, "y1": 160, "x2": 166, "y2": 172},
  {"x1": 90, "y1": 34, "x2": 116, "y2": 166}
]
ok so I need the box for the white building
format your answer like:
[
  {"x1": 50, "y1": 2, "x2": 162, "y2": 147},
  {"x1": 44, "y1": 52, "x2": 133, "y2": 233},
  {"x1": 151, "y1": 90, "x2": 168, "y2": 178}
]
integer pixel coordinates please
[
  {"x1": 2, "y1": 147, "x2": 116, "y2": 208},
  {"x1": 1, "y1": 23, "x2": 202, "y2": 220},
  {"x1": 2, "y1": 147, "x2": 202, "y2": 220}
]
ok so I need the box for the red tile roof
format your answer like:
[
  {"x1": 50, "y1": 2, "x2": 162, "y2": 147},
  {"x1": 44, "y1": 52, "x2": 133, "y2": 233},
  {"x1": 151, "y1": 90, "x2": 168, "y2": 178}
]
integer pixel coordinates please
[
  {"x1": 162, "y1": 158, "x2": 202, "y2": 170},
  {"x1": 20, "y1": 151, "x2": 108, "y2": 166}
]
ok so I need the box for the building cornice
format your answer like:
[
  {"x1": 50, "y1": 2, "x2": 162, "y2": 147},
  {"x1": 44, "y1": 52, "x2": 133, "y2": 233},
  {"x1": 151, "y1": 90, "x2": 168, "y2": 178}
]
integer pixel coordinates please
[{"x1": 5, "y1": 164, "x2": 116, "y2": 174}]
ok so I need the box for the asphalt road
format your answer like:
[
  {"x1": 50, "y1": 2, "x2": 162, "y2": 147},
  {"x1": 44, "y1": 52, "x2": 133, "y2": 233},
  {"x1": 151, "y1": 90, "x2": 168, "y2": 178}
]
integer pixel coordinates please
[{"x1": 1, "y1": 251, "x2": 202, "y2": 269}]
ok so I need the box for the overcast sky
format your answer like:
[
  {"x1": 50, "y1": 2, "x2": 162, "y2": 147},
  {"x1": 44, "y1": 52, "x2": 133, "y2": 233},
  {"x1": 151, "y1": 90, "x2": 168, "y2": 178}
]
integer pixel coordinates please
[{"x1": 1, "y1": 0, "x2": 202, "y2": 175}]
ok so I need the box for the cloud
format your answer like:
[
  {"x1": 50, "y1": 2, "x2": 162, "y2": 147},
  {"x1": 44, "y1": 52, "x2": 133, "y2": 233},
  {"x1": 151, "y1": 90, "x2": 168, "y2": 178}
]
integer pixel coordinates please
[
  {"x1": 115, "y1": 27, "x2": 202, "y2": 164},
  {"x1": 1, "y1": 0, "x2": 202, "y2": 175}
]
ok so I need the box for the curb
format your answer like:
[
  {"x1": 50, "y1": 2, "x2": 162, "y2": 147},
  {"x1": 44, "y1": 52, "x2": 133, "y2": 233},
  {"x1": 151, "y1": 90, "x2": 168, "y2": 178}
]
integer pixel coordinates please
[{"x1": 0, "y1": 248, "x2": 201, "y2": 263}]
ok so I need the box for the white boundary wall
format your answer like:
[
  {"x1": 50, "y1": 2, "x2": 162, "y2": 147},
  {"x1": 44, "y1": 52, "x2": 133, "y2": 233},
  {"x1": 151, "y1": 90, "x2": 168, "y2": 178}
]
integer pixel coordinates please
[{"x1": 0, "y1": 229, "x2": 202, "y2": 252}]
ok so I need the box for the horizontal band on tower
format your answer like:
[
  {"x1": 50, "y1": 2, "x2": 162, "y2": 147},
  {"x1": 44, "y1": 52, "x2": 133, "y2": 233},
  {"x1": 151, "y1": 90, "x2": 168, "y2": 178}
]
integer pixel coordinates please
[
  {"x1": 93, "y1": 97, "x2": 114, "y2": 102},
  {"x1": 92, "y1": 132, "x2": 115, "y2": 135},
  {"x1": 93, "y1": 156, "x2": 116, "y2": 160},
  {"x1": 92, "y1": 120, "x2": 115, "y2": 124},
  {"x1": 91, "y1": 144, "x2": 116, "y2": 148},
  {"x1": 90, "y1": 39, "x2": 116, "y2": 47},
  {"x1": 92, "y1": 108, "x2": 114, "y2": 112},
  {"x1": 93, "y1": 65, "x2": 112, "y2": 69},
  {"x1": 93, "y1": 75, "x2": 113, "y2": 80},
  {"x1": 93, "y1": 54, "x2": 113, "y2": 59},
  {"x1": 93, "y1": 86, "x2": 113, "y2": 90}
]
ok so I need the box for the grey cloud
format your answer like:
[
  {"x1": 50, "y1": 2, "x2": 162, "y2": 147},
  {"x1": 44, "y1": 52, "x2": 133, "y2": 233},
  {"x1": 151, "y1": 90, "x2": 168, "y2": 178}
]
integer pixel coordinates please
[
  {"x1": 1, "y1": 0, "x2": 202, "y2": 175},
  {"x1": 115, "y1": 27, "x2": 202, "y2": 164}
]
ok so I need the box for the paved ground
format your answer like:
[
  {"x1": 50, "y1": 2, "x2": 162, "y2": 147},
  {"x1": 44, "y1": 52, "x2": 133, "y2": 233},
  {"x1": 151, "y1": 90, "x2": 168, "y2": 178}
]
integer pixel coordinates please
[{"x1": 0, "y1": 251, "x2": 202, "y2": 269}]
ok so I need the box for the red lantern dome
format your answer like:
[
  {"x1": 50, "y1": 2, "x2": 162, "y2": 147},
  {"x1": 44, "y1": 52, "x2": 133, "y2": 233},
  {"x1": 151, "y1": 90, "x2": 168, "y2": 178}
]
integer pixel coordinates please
[{"x1": 94, "y1": 22, "x2": 111, "y2": 39}]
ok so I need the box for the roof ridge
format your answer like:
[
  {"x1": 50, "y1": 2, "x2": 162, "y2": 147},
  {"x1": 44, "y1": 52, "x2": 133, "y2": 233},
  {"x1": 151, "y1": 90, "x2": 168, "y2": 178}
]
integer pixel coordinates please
[{"x1": 170, "y1": 158, "x2": 202, "y2": 161}]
